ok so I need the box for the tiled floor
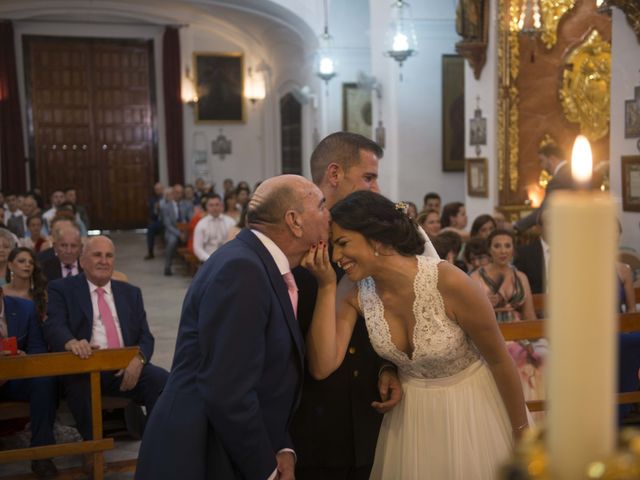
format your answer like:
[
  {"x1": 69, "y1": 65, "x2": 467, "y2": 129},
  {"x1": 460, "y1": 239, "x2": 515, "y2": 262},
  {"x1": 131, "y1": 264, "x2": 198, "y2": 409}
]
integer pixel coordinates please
[{"x1": 0, "y1": 231, "x2": 191, "y2": 479}]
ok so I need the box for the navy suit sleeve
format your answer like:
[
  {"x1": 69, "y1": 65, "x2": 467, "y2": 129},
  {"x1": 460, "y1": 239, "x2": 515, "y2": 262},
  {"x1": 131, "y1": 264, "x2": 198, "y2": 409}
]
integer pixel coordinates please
[
  {"x1": 128, "y1": 286, "x2": 154, "y2": 362},
  {"x1": 25, "y1": 301, "x2": 48, "y2": 354},
  {"x1": 43, "y1": 280, "x2": 76, "y2": 352},
  {"x1": 195, "y1": 257, "x2": 278, "y2": 479}
]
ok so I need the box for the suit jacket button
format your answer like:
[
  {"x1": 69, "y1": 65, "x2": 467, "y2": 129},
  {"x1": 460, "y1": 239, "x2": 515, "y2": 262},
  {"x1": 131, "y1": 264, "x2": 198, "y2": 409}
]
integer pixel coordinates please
[
  {"x1": 348, "y1": 347, "x2": 356, "y2": 354},
  {"x1": 353, "y1": 370, "x2": 359, "y2": 378}
]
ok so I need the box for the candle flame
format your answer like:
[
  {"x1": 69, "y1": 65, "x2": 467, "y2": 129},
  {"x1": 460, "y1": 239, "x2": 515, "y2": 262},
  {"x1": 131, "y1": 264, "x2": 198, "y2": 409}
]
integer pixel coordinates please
[{"x1": 571, "y1": 135, "x2": 592, "y2": 186}]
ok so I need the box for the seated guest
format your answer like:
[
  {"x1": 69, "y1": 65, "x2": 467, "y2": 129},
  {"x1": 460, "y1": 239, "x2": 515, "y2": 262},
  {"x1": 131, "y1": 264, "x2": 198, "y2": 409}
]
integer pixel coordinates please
[
  {"x1": 431, "y1": 230, "x2": 463, "y2": 267},
  {"x1": 464, "y1": 236, "x2": 490, "y2": 274},
  {"x1": 42, "y1": 190, "x2": 65, "y2": 232},
  {"x1": 417, "y1": 209, "x2": 441, "y2": 238},
  {"x1": 440, "y1": 201, "x2": 469, "y2": 240},
  {"x1": 20, "y1": 216, "x2": 49, "y2": 253},
  {"x1": 225, "y1": 203, "x2": 248, "y2": 243},
  {"x1": 0, "y1": 287, "x2": 58, "y2": 478},
  {"x1": 193, "y1": 194, "x2": 235, "y2": 262},
  {"x1": 223, "y1": 190, "x2": 241, "y2": 222},
  {"x1": 64, "y1": 187, "x2": 90, "y2": 230},
  {"x1": 3, "y1": 247, "x2": 48, "y2": 320},
  {"x1": 5, "y1": 193, "x2": 25, "y2": 238},
  {"x1": 513, "y1": 216, "x2": 548, "y2": 295},
  {"x1": 186, "y1": 200, "x2": 205, "y2": 256},
  {"x1": 422, "y1": 192, "x2": 441, "y2": 214},
  {"x1": 41, "y1": 225, "x2": 83, "y2": 282},
  {"x1": 470, "y1": 214, "x2": 497, "y2": 239},
  {"x1": 184, "y1": 184, "x2": 197, "y2": 208},
  {"x1": 43, "y1": 236, "x2": 169, "y2": 443},
  {"x1": 235, "y1": 184, "x2": 251, "y2": 210},
  {"x1": 36, "y1": 217, "x2": 79, "y2": 265},
  {"x1": 470, "y1": 229, "x2": 545, "y2": 405},
  {"x1": 57, "y1": 202, "x2": 87, "y2": 236},
  {"x1": 0, "y1": 229, "x2": 16, "y2": 287},
  {"x1": 160, "y1": 187, "x2": 187, "y2": 276},
  {"x1": 404, "y1": 201, "x2": 418, "y2": 220}
]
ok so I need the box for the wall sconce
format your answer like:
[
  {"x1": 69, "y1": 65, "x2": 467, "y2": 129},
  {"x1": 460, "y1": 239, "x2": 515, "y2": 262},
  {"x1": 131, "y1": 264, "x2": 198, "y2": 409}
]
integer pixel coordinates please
[
  {"x1": 244, "y1": 67, "x2": 266, "y2": 104},
  {"x1": 384, "y1": 0, "x2": 418, "y2": 80},
  {"x1": 182, "y1": 65, "x2": 199, "y2": 107},
  {"x1": 316, "y1": 0, "x2": 337, "y2": 86}
]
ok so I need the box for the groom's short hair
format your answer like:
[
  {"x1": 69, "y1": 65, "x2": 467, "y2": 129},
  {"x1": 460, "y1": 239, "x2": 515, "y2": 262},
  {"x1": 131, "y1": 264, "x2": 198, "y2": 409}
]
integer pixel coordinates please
[{"x1": 310, "y1": 132, "x2": 383, "y2": 185}]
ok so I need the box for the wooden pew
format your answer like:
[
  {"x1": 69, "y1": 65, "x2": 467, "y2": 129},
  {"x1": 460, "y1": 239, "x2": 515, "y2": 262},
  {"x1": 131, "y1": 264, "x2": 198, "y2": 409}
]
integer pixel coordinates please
[
  {"x1": 0, "y1": 347, "x2": 138, "y2": 479},
  {"x1": 499, "y1": 312, "x2": 640, "y2": 412}
]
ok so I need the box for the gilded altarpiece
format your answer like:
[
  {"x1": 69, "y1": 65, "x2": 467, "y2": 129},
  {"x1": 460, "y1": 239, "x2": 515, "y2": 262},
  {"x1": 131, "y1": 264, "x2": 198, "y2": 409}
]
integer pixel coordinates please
[{"x1": 497, "y1": 0, "x2": 611, "y2": 211}]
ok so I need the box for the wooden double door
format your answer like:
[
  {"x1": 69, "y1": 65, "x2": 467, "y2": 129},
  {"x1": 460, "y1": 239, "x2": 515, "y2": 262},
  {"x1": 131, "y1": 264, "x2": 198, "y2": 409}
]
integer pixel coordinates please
[{"x1": 25, "y1": 36, "x2": 157, "y2": 230}]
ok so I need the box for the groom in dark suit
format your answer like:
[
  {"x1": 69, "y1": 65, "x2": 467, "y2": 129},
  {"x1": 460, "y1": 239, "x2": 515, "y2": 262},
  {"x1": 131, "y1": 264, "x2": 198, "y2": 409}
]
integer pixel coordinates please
[
  {"x1": 136, "y1": 175, "x2": 330, "y2": 480},
  {"x1": 43, "y1": 235, "x2": 168, "y2": 441}
]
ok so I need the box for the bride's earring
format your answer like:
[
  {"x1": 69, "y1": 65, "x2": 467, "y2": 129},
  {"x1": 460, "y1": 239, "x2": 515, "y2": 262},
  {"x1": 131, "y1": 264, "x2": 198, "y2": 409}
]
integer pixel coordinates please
[
  {"x1": 374, "y1": 250, "x2": 379, "y2": 257},
  {"x1": 9, "y1": 270, "x2": 13, "y2": 281}
]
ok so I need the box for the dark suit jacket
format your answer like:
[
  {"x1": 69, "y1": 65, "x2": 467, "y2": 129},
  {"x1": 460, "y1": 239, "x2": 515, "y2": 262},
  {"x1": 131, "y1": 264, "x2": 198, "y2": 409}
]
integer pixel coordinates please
[
  {"x1": 515, "y1": 162, "x2": 574, "y2": 232},
  {"x1": 290, "y1": 264, "x2": 384, "y2": 469},
  {"x1": 41, "y1": 257, "x2": 82, "y2": 283},
  {"x1": 36, "y1": 247, "x2": 55, "y2": 266},
  {"x1": 136, "y1": 229, "x2": 304, "y2": 480},
  {"x1": 6, "y1": 215, "x2": 25, "y2": 238},
  {"x1": 43, "y1": 273, "x2": 154, "y2": 363},
  {"x1": 4, "y1": 296, "x2": 47, "y2": 354},
  {"x1": 514, "y1": 238, "x2": 545, "y2": 295}
]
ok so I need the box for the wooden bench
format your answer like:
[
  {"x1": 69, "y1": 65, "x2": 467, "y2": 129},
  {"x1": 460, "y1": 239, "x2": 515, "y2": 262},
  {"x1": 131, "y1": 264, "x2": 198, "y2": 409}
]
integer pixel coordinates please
[
  {"x1": 0, "y1": 347, "x2": 139, "y2": 479},
  {"x1": 499, "y1": 312, "x2": 640, "y2": 412}
]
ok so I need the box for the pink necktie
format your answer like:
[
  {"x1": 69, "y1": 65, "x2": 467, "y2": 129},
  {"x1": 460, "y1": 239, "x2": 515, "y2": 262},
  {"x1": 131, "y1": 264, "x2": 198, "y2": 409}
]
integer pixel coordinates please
[
  {"x1": 282, "y1": 272, "x2": 298, "y2": 319},
  {"x1": 95, "y1": 287, "x2": 121, "y2": 348}
]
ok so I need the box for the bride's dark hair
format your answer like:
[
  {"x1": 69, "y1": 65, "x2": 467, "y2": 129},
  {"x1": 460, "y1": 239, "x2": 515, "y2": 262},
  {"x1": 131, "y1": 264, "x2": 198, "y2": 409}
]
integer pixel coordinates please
[{"x1": 330, "y1": 191, "x2": 425, "y2": 256}]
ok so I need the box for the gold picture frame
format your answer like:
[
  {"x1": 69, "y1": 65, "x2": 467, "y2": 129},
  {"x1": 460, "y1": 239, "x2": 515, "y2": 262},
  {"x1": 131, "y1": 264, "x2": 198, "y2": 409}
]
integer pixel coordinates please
[
  {"x1": 194, "y1": 52, "x2": 244, "y2": 123},
  {"x1": 467, "y1": 157, "x2": 488, "y2": 197},
  {"x1": 622, "y1": 156, "x2": 640, "y2": 212}
]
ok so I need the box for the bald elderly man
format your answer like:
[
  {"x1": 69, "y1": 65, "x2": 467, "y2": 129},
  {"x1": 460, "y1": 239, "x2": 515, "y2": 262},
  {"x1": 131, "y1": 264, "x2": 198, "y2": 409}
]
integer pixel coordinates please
[
  {"x1": 43, "y1": 236, "x2": 168, "y2": 442},
  {"x1": 136, "y1": 175, "x2": 331, "y2": 480}
]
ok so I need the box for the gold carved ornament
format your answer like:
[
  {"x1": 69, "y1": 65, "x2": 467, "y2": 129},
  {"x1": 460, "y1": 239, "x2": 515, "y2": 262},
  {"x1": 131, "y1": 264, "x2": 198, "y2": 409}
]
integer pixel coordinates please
[
  {"x1": 539, "y1": 0, "x2": 576, "y2": 49},
  {"x1": 559, "y1": 30, "x2": 611, "y2": 142}
]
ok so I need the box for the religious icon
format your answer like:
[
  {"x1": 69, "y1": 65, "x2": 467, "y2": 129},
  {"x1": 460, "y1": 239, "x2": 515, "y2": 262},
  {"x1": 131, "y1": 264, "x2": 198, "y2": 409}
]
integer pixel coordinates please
[{"x1": 625, "y1": 86, "x2": 640, "y2": 139}]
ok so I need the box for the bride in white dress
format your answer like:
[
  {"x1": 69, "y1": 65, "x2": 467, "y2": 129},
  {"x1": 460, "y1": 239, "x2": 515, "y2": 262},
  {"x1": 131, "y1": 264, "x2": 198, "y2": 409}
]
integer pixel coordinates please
[{"x1": 303, "y1": 191, "x2": 529, "y2": 480}]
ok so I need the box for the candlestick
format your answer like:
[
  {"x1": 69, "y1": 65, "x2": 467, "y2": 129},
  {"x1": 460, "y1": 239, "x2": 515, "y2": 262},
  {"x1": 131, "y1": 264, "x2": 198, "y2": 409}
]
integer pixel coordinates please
[{"x1": 547, "y1": 137, "x2": 617, "y2": 478}]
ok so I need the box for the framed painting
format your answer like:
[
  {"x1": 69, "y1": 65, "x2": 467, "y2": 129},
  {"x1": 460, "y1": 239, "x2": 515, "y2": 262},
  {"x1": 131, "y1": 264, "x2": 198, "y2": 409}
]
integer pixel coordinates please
[
  {"x1": 342, "y1": 83, "x2": 373, "y2": 139},
  {"x1": 467, "y1": 157, "x2": 488, "y2": 197},
  {"x1": 622, "y1": 156, "x2": 640, "y2": 212},
  {"x1": 442, "y1": 55, "x2": 465, "y2": 171},
  {"x1": 625, "y1": 86, "x2": 640, "y2": 139},
  {"x1": 194, "y1": 52, "x2": 244, "y2": 123}
]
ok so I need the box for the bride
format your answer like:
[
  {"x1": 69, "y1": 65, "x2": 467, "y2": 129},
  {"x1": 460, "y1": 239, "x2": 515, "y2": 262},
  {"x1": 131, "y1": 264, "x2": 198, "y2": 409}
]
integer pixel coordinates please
[{"x1": 303, "y1": 191, "x2": 529, "y2": 480}]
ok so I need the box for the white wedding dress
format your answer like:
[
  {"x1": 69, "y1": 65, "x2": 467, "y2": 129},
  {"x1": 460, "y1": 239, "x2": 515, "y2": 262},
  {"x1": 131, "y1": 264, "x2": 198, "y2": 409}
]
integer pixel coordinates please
[{"x1": 359, "y1": 256, "x2": 514, "y2": 480}]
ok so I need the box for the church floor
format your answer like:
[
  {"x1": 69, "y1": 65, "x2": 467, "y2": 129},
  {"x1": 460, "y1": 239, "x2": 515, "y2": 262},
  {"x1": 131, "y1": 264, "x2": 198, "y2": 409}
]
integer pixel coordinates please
[{"x1": 0, "y1": 231, "x2": 190, "y2": 479}]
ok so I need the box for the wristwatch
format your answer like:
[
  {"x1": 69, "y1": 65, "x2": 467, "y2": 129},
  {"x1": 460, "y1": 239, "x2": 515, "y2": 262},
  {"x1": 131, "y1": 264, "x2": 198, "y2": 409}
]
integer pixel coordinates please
[{"x1": 137, "y1": 352, "x2": 147, "y2": 365}]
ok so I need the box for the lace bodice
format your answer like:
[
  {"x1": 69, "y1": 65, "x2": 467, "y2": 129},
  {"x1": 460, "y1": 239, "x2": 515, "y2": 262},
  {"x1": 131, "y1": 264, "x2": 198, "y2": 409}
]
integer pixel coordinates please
[{"x1": 358, "y1": 256, "x2": 480, "y2": 379}]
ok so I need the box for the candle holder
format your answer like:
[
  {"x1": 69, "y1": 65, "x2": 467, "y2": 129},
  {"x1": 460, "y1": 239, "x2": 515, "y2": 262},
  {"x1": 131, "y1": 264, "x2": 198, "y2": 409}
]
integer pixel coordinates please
[{"x1": 500, "y1": 426, "x2": 640, "y2": 479}]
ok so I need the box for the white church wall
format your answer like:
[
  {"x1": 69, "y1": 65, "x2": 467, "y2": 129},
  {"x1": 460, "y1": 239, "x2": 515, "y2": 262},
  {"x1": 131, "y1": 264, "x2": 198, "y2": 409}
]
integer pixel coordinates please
[
  {"x1": 370, "y1": 0, "x2": 465, "y2": 204},
  {"x1": 610, "y1": 9, "x2": 640, "y2": 251},
  {"x1": 464, "y1": 0, "x2": 499, "y2": 223}
]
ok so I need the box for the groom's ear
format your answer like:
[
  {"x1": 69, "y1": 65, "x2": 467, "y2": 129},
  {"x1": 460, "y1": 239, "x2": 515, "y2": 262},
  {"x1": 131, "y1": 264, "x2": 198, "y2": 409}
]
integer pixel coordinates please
[
  {"x1": 284, "y1": 210, "x2": 303, "y2": 238},
  {"x1": 326, "y1": 163, "x2": 343, "y2": 188}
]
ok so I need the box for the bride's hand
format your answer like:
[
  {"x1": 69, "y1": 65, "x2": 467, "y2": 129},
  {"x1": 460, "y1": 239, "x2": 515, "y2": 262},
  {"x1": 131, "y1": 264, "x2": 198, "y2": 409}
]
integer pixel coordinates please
[{"x1": 301, "y1": 241, "x2": 335, "y2": 287}]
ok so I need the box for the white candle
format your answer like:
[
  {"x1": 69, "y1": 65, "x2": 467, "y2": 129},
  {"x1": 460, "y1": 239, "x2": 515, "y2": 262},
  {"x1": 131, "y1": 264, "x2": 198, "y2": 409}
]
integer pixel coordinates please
[{"x1": 547, "y1": 137, "x2": 617, "y2": 478}]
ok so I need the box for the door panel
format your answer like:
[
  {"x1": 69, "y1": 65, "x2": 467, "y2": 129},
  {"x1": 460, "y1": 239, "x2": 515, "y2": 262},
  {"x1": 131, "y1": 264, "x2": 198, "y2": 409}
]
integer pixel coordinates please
[{"x1": 26, "y1": 37, "x2": 156, "y2": 229}]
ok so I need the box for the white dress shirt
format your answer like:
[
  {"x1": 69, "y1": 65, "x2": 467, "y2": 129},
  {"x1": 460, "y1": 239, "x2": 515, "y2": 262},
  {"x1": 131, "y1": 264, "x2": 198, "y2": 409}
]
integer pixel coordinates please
[
  {"x1": 250, "y1": 229, "x2": 296, "y2": 479},
  {"x1": 60, "y1": 260, "x2": 80, "y2": 278},
  {"x1": 192, "y1": 214, "x2": 236, "y2": 261},
  {"x1": 540, "y1": 237, "x2": 550, "y2": 292},
  {"x1": 87, "y1": 280, "x2": 124, "y2": 349}
]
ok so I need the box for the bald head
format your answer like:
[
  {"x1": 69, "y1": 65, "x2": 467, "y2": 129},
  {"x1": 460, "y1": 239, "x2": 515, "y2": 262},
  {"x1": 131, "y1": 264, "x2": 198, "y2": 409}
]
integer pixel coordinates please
[
  {"x1": 80, "y1": 236, "x2": 115, "y2": 286},
  {"x1": 247, "y1": 175, "x2": 330, "y2": 268}
]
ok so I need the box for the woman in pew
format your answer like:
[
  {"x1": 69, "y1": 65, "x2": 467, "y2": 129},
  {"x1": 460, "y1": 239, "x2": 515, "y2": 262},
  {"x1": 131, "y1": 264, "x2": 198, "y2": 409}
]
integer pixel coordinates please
[
  {"x1": 0, "y1": 229, "x2": 16, "y2": 287},
  {"x1": 3, "y1": 247, "x2": 48, "y2": 320},
  {"x1": 470, "y1": 229, "x2": 545, "y2": 406}
]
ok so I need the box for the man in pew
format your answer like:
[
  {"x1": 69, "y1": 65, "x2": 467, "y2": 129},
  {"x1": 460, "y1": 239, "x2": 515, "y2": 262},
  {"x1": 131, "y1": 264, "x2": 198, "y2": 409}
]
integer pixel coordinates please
[
  {"x1": 41, "y1": 225, "x2": 83, "y2": 282},
  {"x1": 514, "y1": 214, "x2": 549, "y2": 295},
  {"x1": 43, "y1": 236, "x2": 168, "y2": 447},
  {"x1": 0, "y1": 287, "x2": 59, "y2": 478}
]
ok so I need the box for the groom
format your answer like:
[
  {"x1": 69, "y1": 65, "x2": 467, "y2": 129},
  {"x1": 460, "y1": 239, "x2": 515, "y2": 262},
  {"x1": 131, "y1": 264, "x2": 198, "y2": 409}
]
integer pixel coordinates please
[{"x1": 136, "y1": 175, "x2": 331, "y2": 480}]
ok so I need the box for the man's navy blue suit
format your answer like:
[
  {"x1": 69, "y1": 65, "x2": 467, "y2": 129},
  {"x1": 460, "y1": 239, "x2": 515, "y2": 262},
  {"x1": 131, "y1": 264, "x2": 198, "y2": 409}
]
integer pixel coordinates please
[
  {"x1": 136, "y1": 229, "x2": 305, "y2": 480},
  {"x1": 43, "y1": 273, "x2": 167, "y2": 440},
  {"x1": 0, "y1": 296, "x2": 57, "y2": 447}
]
